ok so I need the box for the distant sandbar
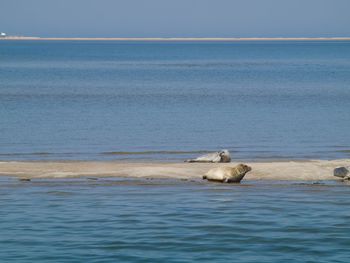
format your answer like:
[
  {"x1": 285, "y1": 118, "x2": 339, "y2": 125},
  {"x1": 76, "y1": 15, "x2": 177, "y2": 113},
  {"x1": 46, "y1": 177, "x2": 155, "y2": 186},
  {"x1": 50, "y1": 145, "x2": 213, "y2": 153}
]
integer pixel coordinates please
[{"x1": 2, "y1": 37, "x2": 350, "y2": 41}]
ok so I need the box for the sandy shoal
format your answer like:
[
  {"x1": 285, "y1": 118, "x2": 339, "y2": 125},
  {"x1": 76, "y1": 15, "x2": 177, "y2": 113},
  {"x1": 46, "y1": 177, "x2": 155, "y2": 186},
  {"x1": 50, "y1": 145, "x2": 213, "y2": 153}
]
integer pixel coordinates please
[
  {"x1": 2, "y1": 37, "x2": 350, "y2": 41},
  {"x1": 0, "y1": 160, "x2": 348, "y2": 180}
]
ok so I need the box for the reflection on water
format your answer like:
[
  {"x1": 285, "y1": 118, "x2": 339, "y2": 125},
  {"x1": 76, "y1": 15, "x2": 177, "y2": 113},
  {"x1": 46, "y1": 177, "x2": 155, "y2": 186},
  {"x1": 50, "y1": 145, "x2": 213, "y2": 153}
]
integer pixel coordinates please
[{"x1": 1, "y1": 177, "x2": 350, "y2": 262}]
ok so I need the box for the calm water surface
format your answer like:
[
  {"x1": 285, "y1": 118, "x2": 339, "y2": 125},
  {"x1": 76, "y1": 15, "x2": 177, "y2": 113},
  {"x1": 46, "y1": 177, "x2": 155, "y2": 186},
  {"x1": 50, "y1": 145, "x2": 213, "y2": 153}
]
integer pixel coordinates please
[
  {"x1": 1, "y1": 41, "x2": 350, "y2": 262},
  {"x1": 1, "y1": 41, "x2": 350, "y2": 161},
  {"x1": 1, "y1": 177, "x2": 350, "y2": 262}
]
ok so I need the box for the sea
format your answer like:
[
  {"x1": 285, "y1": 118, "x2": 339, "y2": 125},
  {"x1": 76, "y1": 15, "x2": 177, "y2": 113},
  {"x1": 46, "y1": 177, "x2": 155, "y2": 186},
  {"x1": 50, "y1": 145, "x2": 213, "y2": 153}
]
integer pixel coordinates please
[
  {"x1": 0, "y1": 40, "x2": 350, "y2": 161},
  {"x1": 1, "y1": 177, "x2": 350, "y2": 262},
  {"x1": 1, "y1": 40, "x2": 350, "y2": 262}
]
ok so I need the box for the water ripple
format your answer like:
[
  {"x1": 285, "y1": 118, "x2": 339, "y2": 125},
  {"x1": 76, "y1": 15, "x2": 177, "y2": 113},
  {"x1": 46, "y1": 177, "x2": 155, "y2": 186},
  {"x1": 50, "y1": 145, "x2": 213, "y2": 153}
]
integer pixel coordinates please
[{"x1": 1, "y1": 179, "x2": 350, "y2": 262}]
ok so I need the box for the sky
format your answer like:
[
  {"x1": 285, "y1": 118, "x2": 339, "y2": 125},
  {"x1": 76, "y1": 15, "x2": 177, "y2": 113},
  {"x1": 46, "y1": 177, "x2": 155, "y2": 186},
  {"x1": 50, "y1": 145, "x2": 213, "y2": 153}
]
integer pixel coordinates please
[{"x1": 1, "y1": 0, "x2": 350, "y2": 37}]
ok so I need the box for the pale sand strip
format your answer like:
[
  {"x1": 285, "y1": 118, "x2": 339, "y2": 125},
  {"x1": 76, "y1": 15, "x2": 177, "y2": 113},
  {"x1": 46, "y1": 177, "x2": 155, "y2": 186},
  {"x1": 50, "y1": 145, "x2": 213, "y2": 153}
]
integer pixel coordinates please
[
  {"x1": 1, "y1": 37, "x2": 350, "y2": 41},
  {"x1": 0, "y1": 160, "x2": 348, "y2": 180}
]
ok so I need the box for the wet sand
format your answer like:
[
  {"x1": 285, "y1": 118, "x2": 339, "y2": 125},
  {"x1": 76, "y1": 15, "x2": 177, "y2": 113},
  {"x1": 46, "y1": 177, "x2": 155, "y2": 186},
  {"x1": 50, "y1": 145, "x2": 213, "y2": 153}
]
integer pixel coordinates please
[{"x1": 0, "y1": 160, "x2": 348, "y2": 180}]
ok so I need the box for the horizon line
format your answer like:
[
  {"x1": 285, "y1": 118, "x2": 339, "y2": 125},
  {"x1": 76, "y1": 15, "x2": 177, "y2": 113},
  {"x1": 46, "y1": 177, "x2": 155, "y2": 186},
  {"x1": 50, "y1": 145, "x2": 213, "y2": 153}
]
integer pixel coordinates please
[{"x1": 2, "y1": 36, "x2": 350, "y2": 41}]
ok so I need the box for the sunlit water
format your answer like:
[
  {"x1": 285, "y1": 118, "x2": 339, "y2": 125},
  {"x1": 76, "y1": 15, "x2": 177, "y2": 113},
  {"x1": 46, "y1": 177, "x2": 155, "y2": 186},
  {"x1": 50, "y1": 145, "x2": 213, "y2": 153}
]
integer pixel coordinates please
[
  {"x1": 1, "y1": 177, "x2": 350, "y2": 262},
  {"x1": 1, "y1": 40, "x2": 350, "y2": 161},
  {"x1": 1, "y1": 41, "x2": 350, "y2": 261}
]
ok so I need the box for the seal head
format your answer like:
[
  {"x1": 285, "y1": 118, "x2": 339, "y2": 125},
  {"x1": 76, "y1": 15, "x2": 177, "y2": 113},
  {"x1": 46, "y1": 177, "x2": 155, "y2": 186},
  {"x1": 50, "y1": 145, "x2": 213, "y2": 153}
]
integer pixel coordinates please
[{"x1": 225, "y1": 164, "x2": 251, "y2": 183}]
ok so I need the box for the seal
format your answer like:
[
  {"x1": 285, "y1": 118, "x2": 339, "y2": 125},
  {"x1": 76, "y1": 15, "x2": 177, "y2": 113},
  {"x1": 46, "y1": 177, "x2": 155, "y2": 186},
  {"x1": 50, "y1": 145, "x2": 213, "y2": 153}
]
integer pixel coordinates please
[
  {"x1": 334, "y1": 166, "x2": 350, "y2": 179},
  {"x1": 185, "y1": 150, "x2": 231, "y2": 163},
  {"x1": 19, "y1": 178, "x2": 31, "y2": 182},
  {"x1": 203, "y1": 164, "x2": 252, "y2": 183}
]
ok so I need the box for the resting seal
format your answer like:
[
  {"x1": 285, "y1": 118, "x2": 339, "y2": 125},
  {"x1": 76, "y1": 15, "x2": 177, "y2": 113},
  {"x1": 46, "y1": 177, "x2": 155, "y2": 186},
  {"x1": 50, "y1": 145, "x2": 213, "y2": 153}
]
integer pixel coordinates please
[
  {"x1": 203, "y1": 164, "x2": 252, "y2": 183},
  {"x1": 185, "y1": 150, "x2": 231, "y2": 163},
  {"x1": 334, "y1": 166, "x2": 350, "y2": 180}
]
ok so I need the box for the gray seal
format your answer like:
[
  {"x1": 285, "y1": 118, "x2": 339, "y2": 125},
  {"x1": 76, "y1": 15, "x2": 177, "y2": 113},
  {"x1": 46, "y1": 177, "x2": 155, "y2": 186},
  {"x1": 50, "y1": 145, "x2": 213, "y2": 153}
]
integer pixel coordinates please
[
  {"x1": 185, "y1": 150, "x2": 231, "y2": 163},
  {"x1": 334, "y1": 166, "x2": 350, "y2": 179},
  {"x1": 203, "y1": 164, "x2": 252, "y2": 183}
]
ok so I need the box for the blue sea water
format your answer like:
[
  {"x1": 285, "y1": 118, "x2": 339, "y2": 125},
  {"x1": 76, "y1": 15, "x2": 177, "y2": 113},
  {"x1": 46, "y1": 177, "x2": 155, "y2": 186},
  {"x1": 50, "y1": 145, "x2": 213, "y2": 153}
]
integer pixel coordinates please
[
  {"x1": 1, "y1": 177, "x2": 350, "y2": 262},
  {"x1": 1, "y1": 41, "x2": 350, "y2": 262},
  {"x1": 0, "y1": 40, "x2": 350, "y2": 161}
]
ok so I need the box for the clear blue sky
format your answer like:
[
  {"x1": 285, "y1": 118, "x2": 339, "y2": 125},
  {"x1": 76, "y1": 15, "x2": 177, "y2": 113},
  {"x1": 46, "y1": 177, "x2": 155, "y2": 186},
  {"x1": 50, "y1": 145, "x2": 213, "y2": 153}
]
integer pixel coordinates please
[{"x1": 1, "y1": 0, "x2": 350, "y2": 37}]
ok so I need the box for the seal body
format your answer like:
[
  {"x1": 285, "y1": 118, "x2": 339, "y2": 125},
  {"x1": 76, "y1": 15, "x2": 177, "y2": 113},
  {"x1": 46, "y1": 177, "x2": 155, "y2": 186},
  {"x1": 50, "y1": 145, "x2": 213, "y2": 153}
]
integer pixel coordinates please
[
  {"x1": 203, "y1": 164, "x2": 252, "y2": 183},
  {"x1": 334, "y1": 167, "x2": 350, "y2": 179},
  {"x1": 185, "y1": 150, "x2": 231, "y2": 163},
  {"x1": 19, "y1": 178, "x2": 31, "y2": 182}
]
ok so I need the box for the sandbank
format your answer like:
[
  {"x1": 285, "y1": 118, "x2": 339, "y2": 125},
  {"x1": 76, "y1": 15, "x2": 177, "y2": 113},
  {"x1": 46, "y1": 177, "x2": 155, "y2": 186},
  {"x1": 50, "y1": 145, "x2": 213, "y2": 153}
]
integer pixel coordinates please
[
  {"x1": 1, "y1": 37, "x2": 350, "y2": 41},
  {"x1": 0, "y1": 159, "x2": 348, "y2": 181}
]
